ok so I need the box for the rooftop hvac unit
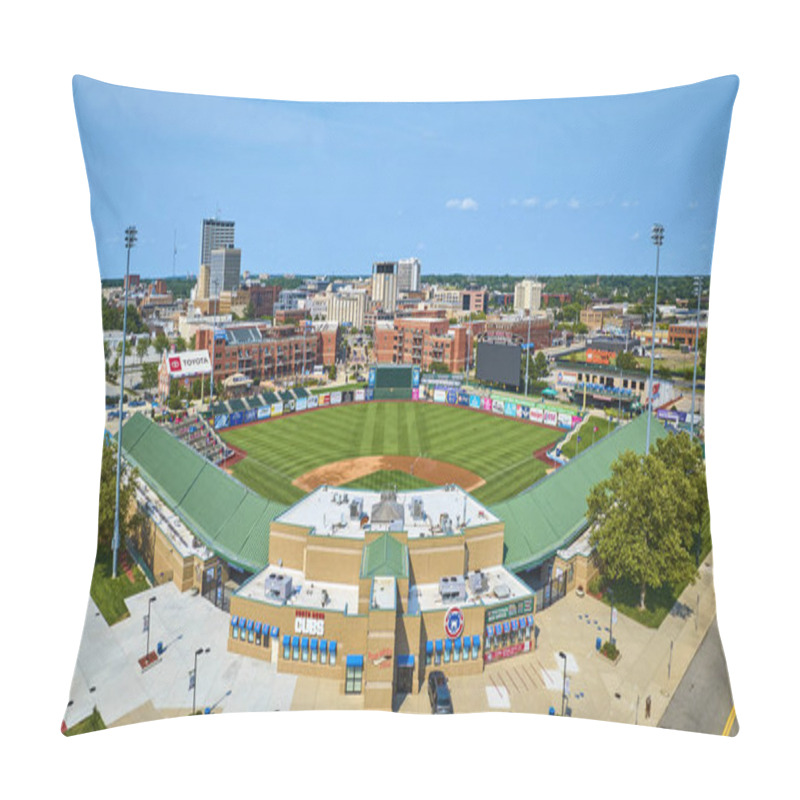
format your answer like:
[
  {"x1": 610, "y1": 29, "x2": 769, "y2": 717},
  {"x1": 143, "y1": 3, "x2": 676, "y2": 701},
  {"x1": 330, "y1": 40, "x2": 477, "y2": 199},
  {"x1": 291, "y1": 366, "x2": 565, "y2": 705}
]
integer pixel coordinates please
[
  {"x1": 350, "y1": 498, "x2": 363, "y2": 519},
  {"x1": 439, "y1": 575, "x2": 467, "y2": 603},
  {"x1": 493, "y1": 583, "x2": 511, "y2": 600},
  {"x1": 265, "y1": 573, "x2": 293, "y2": 602},
  {"x1": 411, "y1": 497, "x2": 424, "y2": 519},
  {"x1": 468, "y1": 570, "x2": 486, "y2": 594}
]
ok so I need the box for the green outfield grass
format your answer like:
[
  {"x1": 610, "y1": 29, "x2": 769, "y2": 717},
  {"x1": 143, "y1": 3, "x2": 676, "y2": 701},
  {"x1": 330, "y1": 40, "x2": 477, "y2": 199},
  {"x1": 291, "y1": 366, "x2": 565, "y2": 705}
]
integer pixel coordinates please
[
  {"x1": 222, "y1": 402, "x2": 563, "y2": 506},
  {"x1": 342, "y1": 469, "x2": 435, "y2": 492},
  {"x1": 559, "y1": 415, "x2": 616, "y2": 459}
]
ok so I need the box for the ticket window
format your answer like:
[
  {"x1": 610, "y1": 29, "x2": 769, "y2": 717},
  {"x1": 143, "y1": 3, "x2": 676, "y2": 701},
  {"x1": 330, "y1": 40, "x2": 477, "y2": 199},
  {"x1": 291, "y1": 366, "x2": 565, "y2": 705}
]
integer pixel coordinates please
[
  {"x1": 231, "y1": 621, "x2": 239, "y2": 640},
  {"x1": 453, "y1": 641, "x2": 461, "y2": 662},
  {"x1": 426, "y1": 642, "x2": 433, "y2": 666},
  {"x1": 255, "y1": 626, "x2": 262, "y2": 646},
  {"x1": 248, "y1": 626, "x2": 255, "y2": 644},
  {"x1": 311, "y1": 640, "x2": 318, "y2": 663},
  {"x1": 472, "y1": 637, "x2": 480, "y2": 660},
  {"x1": 329, "y1": 642, "x2": 337, "y2": 667},
  {"x1": 292, "y1": 637, "x2": 300, "y2": 661},
  {"x1": 301, "y1": 638, "x2": 309, "y2": 662},
  {"x1": 443, "y1": 641, "x2": 451, "y2": 664},
  {"x1": 264, "y1": 629, "x2": 272, "y2": 649},
  {"x1": 434, "y1": 642, "x2": 442, "y2": 666},
  {"x1": 283, "y1": 636, "x2": 291, "y2": 660},
  {"x1": 462, "y1": 639, "x2": 469, "y2": 662},
  {"x1": 320, "y1": 641, "x2": 328, "y2": 665}
]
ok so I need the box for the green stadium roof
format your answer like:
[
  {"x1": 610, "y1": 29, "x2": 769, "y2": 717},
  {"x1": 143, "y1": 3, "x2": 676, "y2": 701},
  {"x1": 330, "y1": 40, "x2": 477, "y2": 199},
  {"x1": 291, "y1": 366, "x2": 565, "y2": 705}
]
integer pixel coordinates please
[
  {"x1": 119, "y1": 413, "x2": 286, "y2": 572},
  {"x1": 360, "y1": 533, "x2": 409, "y2": 579},
  {"x1": 489, "y1": 413, "x2": 668, "y2": 573}
]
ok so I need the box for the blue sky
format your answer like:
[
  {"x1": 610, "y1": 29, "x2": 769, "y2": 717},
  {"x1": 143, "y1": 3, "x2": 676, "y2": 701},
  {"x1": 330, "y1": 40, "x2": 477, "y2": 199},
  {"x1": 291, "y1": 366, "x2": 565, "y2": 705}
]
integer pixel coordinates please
[{"x1": 73, "y1": 75, "x2": 737, "y2": 280}]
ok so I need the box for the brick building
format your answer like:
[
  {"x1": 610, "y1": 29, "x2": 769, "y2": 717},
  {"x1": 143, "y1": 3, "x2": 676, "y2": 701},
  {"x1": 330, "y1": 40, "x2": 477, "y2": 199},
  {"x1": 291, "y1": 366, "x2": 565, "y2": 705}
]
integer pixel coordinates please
[
  {"x1": 374, "y1": 317, "x2": 485, "y2": 372},
  {"x1": 248, "y1": 284, "x2": 282, "y2": 319},
  {"x1": 196, "y1": 322, "x2": 321, "y2": 384},
  {"x1": 483, "y1": 316, "x2": 553, "y2": 350}
]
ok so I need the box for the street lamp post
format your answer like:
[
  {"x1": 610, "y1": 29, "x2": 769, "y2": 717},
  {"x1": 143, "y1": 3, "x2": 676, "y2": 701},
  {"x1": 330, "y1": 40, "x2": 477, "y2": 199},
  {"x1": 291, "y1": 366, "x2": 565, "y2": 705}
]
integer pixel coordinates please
[
  {"x1": 112, "y1": 225, "x2": 137, "y2": 579},
  {"x1": 524, "y1": 314, "x2": 532, "y2": 396},
  {"x1": 144, "y1": 596, "x2": 157, "y2": 657},
  {"x1": 558, "y1": 650, "x2": 568, "y2": 716},
  {"x1": 192, "y1": 647, "x2": 210, "y2": 715},
  {"x1": 608, "y1": 587, "x2": 615, "y2": 645},
  {"x1": 691, "y1": 276, "x2": 703, "y2": 437},
  {"x1": 210, "y1": 278, "x2": 220, "y2": 410},
  {"x1": 645, "y1": 223, "x2": 664, "y2": 454}
]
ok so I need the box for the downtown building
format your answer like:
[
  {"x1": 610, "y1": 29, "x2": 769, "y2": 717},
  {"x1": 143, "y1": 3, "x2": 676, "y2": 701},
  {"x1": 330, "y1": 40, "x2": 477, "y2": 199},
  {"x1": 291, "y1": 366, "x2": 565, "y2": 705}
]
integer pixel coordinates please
[
  {"x1": 372, "y1": 261, "x2": 398, "y2": 312},
  {"x1": 196, "y1": 321, "x2": 338, "y2": 385},
  {"x1": 513, "y1": 279, "x2": 544, "y2": 315},
  {"x1": 397, "y1": 258, "x2": 421, "y2": 293}
]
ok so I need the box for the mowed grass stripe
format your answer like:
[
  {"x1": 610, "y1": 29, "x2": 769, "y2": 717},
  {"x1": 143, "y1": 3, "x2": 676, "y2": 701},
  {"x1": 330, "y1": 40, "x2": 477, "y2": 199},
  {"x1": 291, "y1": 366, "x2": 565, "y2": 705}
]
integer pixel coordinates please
[{"x1": 221, "y1": 403, "x2": 563, "y2": 504}]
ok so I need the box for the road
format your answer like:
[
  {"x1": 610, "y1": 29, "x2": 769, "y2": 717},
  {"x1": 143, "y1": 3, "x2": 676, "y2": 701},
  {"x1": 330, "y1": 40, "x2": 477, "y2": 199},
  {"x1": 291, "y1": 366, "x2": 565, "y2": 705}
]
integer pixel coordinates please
[{"x1": 658, "y1": 617, "x2": 738, "y2": 736}]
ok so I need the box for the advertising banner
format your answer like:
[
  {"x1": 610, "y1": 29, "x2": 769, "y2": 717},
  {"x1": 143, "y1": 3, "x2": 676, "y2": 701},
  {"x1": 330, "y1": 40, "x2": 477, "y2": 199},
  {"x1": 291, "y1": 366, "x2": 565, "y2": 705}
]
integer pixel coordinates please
[
  {"x1": 557, "y1": 370, "x2": 578, "y2": 386},
  {"x1": 492, "y1": 398, "x2": 505, "y2": 414},
  {"x1": 571, "y1": 415, "x2": 583, "y2": 429},
  {"x1": 342, "y1": 391, "x2": 354, "y2": 404},
  {"x1": 256, "y1": 405, "x2": 271, "y2": 420},
  {"x1": 482, "y1": 396, "x2": 493, "y2": 412},
  {"x1": 230, "y1": 411, "x2": 244, "y2": 428},
  {"x1": 331, "y1": 391, "x2": 342, "y2": 405},
  {"x1": 530, "y1": 407, "x2": 544, "y2": 424},
  {"x1": 457, "y1": 390, "x2": 470, "y2": 406},
  {"x1": 355, "y1": 389, "x2": 366, "y2": 402},
  {"x1": 284, "y1": 399, "x2": 296, "y2": 413},
  {"x1": 411, "y1": 388, "x2": 419, "y2": 401},
  {"x1": 320, "y1": 394, "x2": 330, "y2": 406},
  {"x1": 296, "y1": 397, "x2": 308, "y2": 412},
  {"x1": 271, "y1": 402, "x2": 283, "y2": 417},
  {"x1": 307, "y1": 395, "x2": 319, "y2": 409},
  {"x1": 557, "y1": 412, "x2": 573, "y2": 430},
  {"x1": 544, "y1": 409, "x2": 558, "y2": 427},
  {"x1": 504, "y1": 401, "x2": 517, "y2": 417},
  {"x1": 657, "y1": 409, "x2": 685, "y2": 423},
  {"x1": 214, "y1": 414, "x2": 229, "y2": 430},
  {"x1": 244, "y1": 409, "x2": 257, "y2": 424},
  {"x1": 366, "y1": 388, "x2": 374, "y2": 401},
  {"x1": 446, "y1": 388, "x2": 458, "y2": 405},
  {"x1": 166, "y1": 350, "x2": 211, "y2": 378},
  {"x1": 484, "y1": 641, "x2": 532, "y2": 664},
  {"x1": 519, "y1": 405, "x2": 530, "y2": 420},
  {"x1": 485, "y1": 597, "x2": 535, "y2": 624},
  {"x1": 368, "y1": 367, "x2": 376, "y2": 387},
  {"x1": 433, "y1": 388, "x2": 447, "y2": 404},
  {"x1": 412, "y1": 366, "x2": 420, "y2": 388},
  {"x1": 470, "y1": 394, "x2": 481, "y2": 409}
]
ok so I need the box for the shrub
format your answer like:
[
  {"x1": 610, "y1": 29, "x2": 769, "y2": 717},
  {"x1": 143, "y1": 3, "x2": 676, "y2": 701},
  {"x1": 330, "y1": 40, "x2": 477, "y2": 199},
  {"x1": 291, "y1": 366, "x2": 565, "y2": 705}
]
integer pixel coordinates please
[{"x1": 601, "y1": 640, "x2": 619, "y2": 660}]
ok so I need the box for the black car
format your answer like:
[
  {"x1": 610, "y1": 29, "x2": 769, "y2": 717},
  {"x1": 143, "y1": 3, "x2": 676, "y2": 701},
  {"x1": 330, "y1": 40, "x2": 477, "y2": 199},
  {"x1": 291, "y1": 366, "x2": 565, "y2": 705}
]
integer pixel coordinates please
[{"x1": 427, "y1": 670, "x2": 453, "y2": 714}]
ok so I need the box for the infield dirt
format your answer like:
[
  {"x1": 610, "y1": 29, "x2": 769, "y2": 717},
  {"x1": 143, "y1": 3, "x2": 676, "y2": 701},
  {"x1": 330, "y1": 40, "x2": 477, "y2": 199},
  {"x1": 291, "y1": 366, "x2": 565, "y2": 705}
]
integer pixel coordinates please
[{"x1": 293, "y1": 455, "x2": 485, "y2": 493}]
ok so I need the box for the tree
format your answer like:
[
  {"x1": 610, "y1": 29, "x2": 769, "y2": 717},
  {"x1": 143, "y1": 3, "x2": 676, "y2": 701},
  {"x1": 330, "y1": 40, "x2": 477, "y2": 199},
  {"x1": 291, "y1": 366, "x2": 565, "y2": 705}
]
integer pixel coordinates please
[
  {"x1": 136, "y1": 337, "x2": 149, "y2": 363},
  {"x1": 587, "y1": 440, "x2": 703, "y2": 609},
  {"x1": 533, "y1": 351, "x2": 549, "y2": 380},
  {"x1": 141, "y1": 362, "x2": 159, "y2": 389},
  {"x1": 428, "y1": 361, "x2": 450, "y2": 374},
  {"x1": 154, "y1": 332, "x2": 169, "y2": 353},
  {"x1": 615, "y1": 350, "x2": 638, "y2": 371},
  {"x1": 328, "y1": 364, "x2": 337, "y2": 381},
  {"x1": 698, "y1": 329, "x2": 708, "y2": 374},
  {"x1": 175, "y1": 336, "x2": 188, "y2": 352},
  {"x1": 97, "y1": 441, "x2": 138, "y2": 551}
]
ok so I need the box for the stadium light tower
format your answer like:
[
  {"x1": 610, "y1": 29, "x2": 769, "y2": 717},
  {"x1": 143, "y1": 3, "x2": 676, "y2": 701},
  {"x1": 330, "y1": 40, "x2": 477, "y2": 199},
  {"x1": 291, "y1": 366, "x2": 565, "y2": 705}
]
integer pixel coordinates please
[
  {"x1": 691, "y1": 275, "x2": 703, "y2": 437},
  {"x1": 210, "y1": 277, "x2": 220, "y2": 409},
  {"x1": 645, "y1": 223, "x2": 664, "y2": 454},
  {"x1": 112, "y1": 225, "x2": 137, "y2": 579}
]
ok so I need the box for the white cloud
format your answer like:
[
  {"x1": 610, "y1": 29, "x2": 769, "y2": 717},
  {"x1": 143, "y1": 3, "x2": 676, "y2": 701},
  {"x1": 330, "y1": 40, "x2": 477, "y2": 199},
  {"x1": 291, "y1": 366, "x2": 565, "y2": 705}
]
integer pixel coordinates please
[
  {"x1": 445, "y1": 197, "x2": 478, "y2": 211},
  {"x1": 568, "y1": 198, "x2": 580, "y2": 210},
  {"x1": 544, "y1": 198, "x2": 559, "y2": 209},
  {"x1": 630, "y1": 231, "x2": 641, "y2": 241},
  {"x1": 523, "y1": 197, "x2": 540, "y2": 207}
]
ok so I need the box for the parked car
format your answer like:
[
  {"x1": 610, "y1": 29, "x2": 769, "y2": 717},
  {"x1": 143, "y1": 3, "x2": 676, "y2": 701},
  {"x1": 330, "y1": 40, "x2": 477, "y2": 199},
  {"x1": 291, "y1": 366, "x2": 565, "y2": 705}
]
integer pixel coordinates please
[{"x1": 427, "y1": 670, "x2": 453, "y2": 714}]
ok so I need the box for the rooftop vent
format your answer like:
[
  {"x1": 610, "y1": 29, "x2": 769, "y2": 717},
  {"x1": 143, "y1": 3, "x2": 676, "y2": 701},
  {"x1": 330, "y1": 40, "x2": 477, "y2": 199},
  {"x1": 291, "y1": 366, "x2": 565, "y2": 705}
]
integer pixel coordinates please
[
  {"x1": 439, "y1": 575, "x2": 467, "y2": 603},
  {"x1": 265, "y1": 573, "x2": 293, "y2": 602}
]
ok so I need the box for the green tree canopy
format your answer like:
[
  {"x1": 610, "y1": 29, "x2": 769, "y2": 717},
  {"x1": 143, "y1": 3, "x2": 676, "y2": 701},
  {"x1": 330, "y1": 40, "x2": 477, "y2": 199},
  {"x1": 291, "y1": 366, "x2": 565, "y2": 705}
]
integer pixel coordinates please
[
  {"x1": 587, "y1": 433, "x2": 706, "y2": 609},
  {"x1": 97, "y1": 441, "x2": 138, "y2": 551},
  {"x1": 615, "y1": 350, "x2": 638, "y2": 371}
]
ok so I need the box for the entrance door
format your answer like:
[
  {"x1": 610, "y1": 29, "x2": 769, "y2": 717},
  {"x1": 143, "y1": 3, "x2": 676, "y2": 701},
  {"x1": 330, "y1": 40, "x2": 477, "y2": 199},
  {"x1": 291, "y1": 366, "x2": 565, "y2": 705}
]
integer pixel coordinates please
[{"x1": 396, "y1": 665, "x2": 414, "y2": 694}]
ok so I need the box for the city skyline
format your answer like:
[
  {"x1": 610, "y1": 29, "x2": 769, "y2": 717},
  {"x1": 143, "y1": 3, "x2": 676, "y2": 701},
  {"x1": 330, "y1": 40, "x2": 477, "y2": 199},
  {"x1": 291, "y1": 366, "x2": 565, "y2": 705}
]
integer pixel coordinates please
[{"x1": 75, "y1": 75, "x2": 737, "y2": 280}]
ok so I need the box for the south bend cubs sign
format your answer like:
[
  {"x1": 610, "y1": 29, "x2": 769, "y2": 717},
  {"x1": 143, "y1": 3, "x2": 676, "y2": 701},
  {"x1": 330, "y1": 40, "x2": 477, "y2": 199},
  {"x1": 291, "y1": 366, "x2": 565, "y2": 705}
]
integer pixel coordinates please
[{"x1": 444, "y1": 606, "x2": 465, "y2": 639}]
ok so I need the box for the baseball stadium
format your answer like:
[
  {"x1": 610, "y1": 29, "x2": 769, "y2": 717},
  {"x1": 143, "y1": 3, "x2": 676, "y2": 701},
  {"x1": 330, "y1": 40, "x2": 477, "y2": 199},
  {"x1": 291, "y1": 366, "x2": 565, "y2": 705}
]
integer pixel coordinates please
[{"x1": 121, "y1": 364, "x2": 664, "y2": 710}]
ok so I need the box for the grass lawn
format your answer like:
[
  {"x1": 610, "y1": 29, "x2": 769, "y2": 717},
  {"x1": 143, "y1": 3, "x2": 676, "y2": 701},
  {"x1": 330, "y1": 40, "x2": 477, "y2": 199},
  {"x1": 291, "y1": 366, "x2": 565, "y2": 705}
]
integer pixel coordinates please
[
  {"x1": 559, "y1": 415, "x2": 617, "y2": 459},
  {"x1": 341, "y1": 469, "x2": 435, "y2": 492},
  {"x1": 591, "y1": 514, "x2": 713, "y2": 629},
  {"x1": 63, "y1": 707, "x2": 106, "y2": 736},
  {"x1": 222, "y1": 402, "x2": 563, "y2": 506},
  {"x1": 90, "y1": 545, "x2": 150, "y2": 625}
]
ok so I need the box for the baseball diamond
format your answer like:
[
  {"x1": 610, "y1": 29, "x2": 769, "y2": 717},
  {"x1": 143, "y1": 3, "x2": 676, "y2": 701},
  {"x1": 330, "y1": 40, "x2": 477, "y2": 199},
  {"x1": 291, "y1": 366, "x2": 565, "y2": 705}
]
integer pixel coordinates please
[{"x1": 220, "y1": 401, "x2": 565, "y2": 506}]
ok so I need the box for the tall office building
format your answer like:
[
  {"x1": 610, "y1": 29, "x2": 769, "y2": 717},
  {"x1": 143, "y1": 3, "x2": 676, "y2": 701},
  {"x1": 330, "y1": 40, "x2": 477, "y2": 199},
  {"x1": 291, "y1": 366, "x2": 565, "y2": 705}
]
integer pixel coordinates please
[
  {"x1": 397, "y1": 258, "x2": 421, "y2": 293},
  {"x1": 372, "y1": 261, "x2": 398, "y2": 312},
  {"x1": 200, "y1": 218, "x2": 235, "y2": 270},
  {"x1": 210, "y1": 245, "x2": 242, "y2": 293},
  {"x1": 514, "y1": 279, "x2": 544, "y2": 314}
]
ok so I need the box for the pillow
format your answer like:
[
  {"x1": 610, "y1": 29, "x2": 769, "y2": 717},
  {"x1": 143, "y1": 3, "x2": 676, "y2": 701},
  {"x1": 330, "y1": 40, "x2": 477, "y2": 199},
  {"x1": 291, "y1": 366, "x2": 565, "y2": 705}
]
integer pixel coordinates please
[{"x1": 64, "y1": 74, "x2": 738, "y2": 735}]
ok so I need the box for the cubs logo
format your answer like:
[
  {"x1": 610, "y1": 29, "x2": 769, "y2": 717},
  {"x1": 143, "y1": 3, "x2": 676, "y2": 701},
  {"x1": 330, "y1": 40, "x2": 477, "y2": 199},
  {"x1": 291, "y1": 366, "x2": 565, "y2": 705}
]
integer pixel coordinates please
[{"x1": 444, "y1": 606, "x2": 465, "y2": 639}]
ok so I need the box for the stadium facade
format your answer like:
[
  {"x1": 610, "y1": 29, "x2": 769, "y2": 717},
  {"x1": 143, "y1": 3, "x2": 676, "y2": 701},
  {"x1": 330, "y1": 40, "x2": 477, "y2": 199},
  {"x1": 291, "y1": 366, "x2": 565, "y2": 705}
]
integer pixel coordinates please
[{"x1": 119, "y1": 402, "x2": 663, "y2": 709}]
